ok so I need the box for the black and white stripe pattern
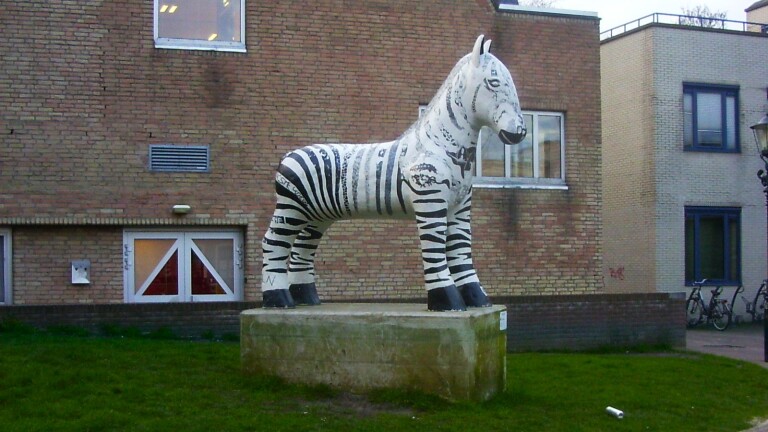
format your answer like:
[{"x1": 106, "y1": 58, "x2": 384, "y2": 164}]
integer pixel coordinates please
[{"x1": 262, "y1": 35, "x2": 526, "y2": 311}]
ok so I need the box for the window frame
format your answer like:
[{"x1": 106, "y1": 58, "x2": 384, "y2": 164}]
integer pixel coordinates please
[
  {"x1": 684, "y1": 206, "x2": 741, "y2": 286},
  {"x1": 474, "y1": 110, "x2": 566, "y2": 189},
  {"x1": 683, "y1": 83, "x2": 739, "y2": 153},
  {"x1": 153, "y1": 0, "x2": 246, "y2": 53},
  {"x1": 123, "y1": 229, "x2": 244, "y2": 303},
  {"x1": 0, "y1": 229, "x2": 11, "y2": 305}
]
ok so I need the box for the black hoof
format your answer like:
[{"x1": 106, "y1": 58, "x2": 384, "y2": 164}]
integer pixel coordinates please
[
  {"x1": 290, "y1": 283, "x2": 321, "y2": 306},
  {"x1": 262, "y1": 289, "x2": 295, "y2": 308},
  {"x1": 458, "y1": 282, "x2": 492, "y2": 307},
  {"x1": 427, "y1": 285, "x2": 467, "y2": 311}
]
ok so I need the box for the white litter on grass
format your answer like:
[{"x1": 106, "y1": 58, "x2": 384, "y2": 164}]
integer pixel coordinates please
[{"x1": 605, "y1": 406, "x2": 624, "y2": 419}]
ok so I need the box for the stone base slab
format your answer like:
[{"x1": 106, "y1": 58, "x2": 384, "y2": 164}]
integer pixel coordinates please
[{"x1": 241, "y1": 303, "x2": 507, "y2": 402}]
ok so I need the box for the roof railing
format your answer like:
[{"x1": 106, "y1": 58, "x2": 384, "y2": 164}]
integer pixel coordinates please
[{"x1": 600, "y1": 12, "x2": 768, "y2": 41}]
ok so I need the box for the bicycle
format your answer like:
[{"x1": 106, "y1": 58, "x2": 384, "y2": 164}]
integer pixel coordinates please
[
  {"x1": 686, "y1": 279, "x2": 732, "y2": 331},
  {"x1": 740, "y1": 279, "x2": 768, "y2": 323}
]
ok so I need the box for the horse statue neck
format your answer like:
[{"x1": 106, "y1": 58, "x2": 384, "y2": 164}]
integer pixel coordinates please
[{"x1": 411, "y1": 56, "x2": 481, "y2": 152}]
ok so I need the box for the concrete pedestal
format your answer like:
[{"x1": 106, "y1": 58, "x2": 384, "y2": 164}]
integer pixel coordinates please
[{"x1": 241, "y1": 303, "x2": 507, "y2": 402}]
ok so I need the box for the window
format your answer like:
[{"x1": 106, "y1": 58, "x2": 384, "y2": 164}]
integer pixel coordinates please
[
  {"x1": 685, "y1": 207, "x2": 740, "y2": 285},
  {"x1": 683, "y1": 84, "x2": 739, "y2": 152},
  {"x1": 154, "y1": 0, "x2": 245, "y2": 52},
  {"x1": 475, "y1": 111, "x2": 565, "y2": 186},
  {"x1": 123, "y1": 230, "x2": 243, "y2": 303},
  {"x1": 0, "y1": 229, "x2": 10, "y2": 305}
]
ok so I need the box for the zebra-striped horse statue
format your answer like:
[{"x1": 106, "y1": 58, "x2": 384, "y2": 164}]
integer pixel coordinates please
[{"x1": 262, "y1": 35, "x2": 526, "y2": 311}]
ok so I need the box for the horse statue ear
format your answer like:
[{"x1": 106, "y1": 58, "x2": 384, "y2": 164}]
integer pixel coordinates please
[
  {"x1": 471, "y1": 34, "x2": 485, "y2": 68},
  {"x1": 483, "y1": 39, "x2": 492, "y2": 54}
]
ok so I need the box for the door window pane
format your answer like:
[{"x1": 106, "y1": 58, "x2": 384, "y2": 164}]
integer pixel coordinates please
[
  {"x1": 193, "y1": 239, "x2": 235, "y2": 289},
  {"x1": 480, "y1": 127, "x2": 506, "y2": 177},
  {"x1": 725, "y1": 95, "x2": 736, "y2": 151},
  {"x1": 510, "y1": 114, "x2": 534, "y2": 177},
  {"x1": 696, "y1": 93, "x2": 722, "y2": 147},
  {"x1": 538, "y1": 114, "x2": 562, "y2": 179},
  {"x1": 134, "y1": 239, "x2": 177, "y2": 290},
  {"x1": 684, "y1": 94, "x2": 693, "y2": 147},
  {"x1": 699, "y1": 216, "x2": 725, "y2": 280},
  {"x1": 191, "y1": 250, "x2": 226, "y2": 295},
  {"x1": 144, "y1": 251, "x2": 180, "y2": 296}
]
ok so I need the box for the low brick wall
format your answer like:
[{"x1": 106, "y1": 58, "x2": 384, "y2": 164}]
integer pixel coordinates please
[
  {"x1": 0, "y1": 302, "x2": 258, "y2": 339},
  {"x1": 0, "y1": 293, "x2": 686, "y2": 350},
  {"x1": 498, "y1": 293, "x2": 687, "y2": 351}
]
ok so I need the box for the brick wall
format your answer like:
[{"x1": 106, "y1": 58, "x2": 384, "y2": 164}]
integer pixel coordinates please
[
  {"x1": 10, "y1": 227, "x2": 124, "y2": 305},
  {"x1": 0, "y1": 294, "x2": 685, "y2": 351},
  {"x1": 500, "y1": 293, "x2": 686, "y2": 351},
  {"x1": 0, "y1": 1, "x2": 603, "y2": 304},
  {"x1": 601, "y1": 31, "x2": 657, "y2": 293},
  {"x1": 0, "y1": 302, "x2": 257, "y2": 339}
]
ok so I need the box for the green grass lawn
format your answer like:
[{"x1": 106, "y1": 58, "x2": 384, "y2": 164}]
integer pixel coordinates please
[{"x1": 0, "y1": 327, "x2": 766, "y2": 432}]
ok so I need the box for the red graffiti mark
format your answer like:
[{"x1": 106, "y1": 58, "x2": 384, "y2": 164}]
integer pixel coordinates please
[{"x1": 609, "y1": 267, "x2": 625, "y2": 281}]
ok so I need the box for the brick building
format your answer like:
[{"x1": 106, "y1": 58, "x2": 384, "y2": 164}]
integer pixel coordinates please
[
  {"x1": 601, "y1": 4, "x2": 768, "y2": 321},
  {"x1": 0, "y1": 1, "x2": 603, "y2": 309}
]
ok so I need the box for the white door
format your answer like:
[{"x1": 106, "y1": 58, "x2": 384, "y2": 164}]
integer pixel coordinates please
[{"x1": 124, "y1": 230, "x2": 243, "y2": 303}]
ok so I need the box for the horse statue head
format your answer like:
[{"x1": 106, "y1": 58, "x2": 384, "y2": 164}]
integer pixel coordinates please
[{"x1": 465, "y1": 35, "x2": 527, "y2": 145}]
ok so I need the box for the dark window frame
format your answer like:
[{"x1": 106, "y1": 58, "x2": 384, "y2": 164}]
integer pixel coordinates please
[
  {"x1": 683, "y1": 83, "x2": 739, "y2": 153},
  {"x1": 685, "y1": 206, "x2": 741, "y2": 286}
]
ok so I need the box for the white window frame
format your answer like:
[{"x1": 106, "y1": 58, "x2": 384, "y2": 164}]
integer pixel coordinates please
[
  {"x1": 123, "y1": 229, "x2": 244, "y2": 303},
  {"x1": 475, "y1": 111, "x2": 567, "y2": 190},
  {"x1": 0, "y1": 229, "x2": 11, "y2": 305},
  {"x1": 154, "y1": 0, "x2": 246, "y2": 52}
]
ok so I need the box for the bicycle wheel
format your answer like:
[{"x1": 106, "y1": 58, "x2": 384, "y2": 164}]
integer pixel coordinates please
[
  {"x1": 756, "y1": 294, "x2": 766, "y2": 322},
  {"x1": 686, "y1": 299, "x2": 703, "y2": 327},
  {"x1": 712, "y1": 302, "x2": 731, "y2": 331}
]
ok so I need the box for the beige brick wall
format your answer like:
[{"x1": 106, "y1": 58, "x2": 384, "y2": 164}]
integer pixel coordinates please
[
  {"x1": 651, "y1": 27, "x2": 768, "y2": 303},
  {"x1": 601, "y1": 31, "x2": 657, "y2": 293},
  {"x1": 747, "y1": 4, "x2": 768, "y2": 31},
  {"x1": 602, "y1": 24, "x2": 768, "y2": 311}
]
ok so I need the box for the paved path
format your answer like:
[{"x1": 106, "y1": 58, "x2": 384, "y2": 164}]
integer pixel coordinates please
[
  {"x1": 686, "y1": 323, "x2": 768, "y2": 432},
  {"x1": 686, "y1": 322, "x2": 767, "y2": 368}
]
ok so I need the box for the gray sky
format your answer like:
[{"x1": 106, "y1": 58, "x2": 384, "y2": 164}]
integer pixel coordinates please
[{"x1": 550, "y1": 0, "x2": 755, "y2": 32}]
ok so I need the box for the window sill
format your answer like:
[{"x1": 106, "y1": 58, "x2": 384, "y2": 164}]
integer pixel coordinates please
[
  {"x1": 155, "y1": 40, "x2": 247, "y2": 53},
  {"x1": 683, "y1": 147, "x2": 740, "y2": 154},
  {"x1": 473, "y1": 178, "x2": 569, "y2": 190}
]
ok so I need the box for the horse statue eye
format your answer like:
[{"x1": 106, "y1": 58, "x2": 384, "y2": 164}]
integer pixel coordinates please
[{"x1": 487, "y1": 78, "x2": 501, "y2": 88}]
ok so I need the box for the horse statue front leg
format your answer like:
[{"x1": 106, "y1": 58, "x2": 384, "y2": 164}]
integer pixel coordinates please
[
  {"x1": 406, "y1": 160, "x2": 467, "y2": 312},
  {"x1": 447, "y1": 193, "x2": 492, "y2": 307}
]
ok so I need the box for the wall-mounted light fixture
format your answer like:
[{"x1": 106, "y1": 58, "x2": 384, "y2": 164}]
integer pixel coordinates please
[{"x1": 172, "y1": 204, "x2": 192, "y2": 215}]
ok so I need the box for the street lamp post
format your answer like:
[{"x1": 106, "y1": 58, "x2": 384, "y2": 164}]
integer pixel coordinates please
[{"x1": 750, "y1": 113, "x2": 768, "y2": 363}]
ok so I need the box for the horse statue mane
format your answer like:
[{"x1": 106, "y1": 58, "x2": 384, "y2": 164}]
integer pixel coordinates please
[{"x1": 262, "y1": 35, "x2": 526, "y2": 311}]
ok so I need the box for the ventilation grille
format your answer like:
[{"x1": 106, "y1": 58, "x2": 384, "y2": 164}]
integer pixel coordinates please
[{"x1": 149, "y1": 145, "x2": 210, "y2": 172}]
